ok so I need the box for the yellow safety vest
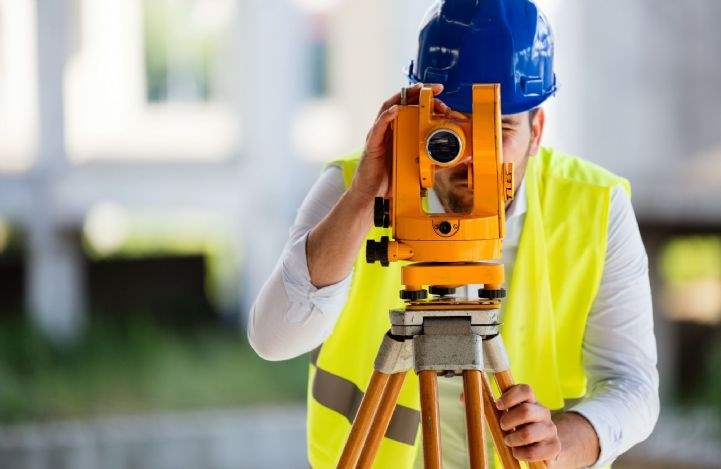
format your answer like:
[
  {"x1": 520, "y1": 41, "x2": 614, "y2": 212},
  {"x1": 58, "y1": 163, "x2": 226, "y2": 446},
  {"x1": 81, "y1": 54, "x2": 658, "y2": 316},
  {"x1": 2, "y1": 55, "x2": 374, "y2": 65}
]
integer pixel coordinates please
[{"x1": 307, "y1": 147, "x2": 630, "y2": 468}]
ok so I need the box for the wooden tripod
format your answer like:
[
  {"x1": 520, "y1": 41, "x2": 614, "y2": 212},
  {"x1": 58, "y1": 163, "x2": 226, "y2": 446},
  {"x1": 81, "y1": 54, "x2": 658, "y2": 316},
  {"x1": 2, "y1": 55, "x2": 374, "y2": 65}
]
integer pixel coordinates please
[{"x1": 335, "y1": 309, "x2": 547, "y2": 469}]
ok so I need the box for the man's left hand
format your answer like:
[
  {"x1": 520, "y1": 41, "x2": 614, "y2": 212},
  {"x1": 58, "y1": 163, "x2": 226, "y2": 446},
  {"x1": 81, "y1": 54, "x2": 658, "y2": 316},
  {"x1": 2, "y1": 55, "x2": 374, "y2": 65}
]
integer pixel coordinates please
[{"x1": 496, "y1": 384, "x2": 562, "y2": 464}]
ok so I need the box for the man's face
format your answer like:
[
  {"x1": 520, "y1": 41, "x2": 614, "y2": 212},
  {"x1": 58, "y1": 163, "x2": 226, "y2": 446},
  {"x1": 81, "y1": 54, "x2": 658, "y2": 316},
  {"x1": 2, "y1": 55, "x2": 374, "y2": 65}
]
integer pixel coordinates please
[{"x1": 433, "y1": 108, "x2": 545, "y2": 213}]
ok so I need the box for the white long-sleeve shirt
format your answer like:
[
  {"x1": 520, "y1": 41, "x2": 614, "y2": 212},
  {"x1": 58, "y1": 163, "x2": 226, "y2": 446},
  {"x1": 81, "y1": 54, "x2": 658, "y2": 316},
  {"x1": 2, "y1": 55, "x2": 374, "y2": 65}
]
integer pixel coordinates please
[{"x1": 248, "y1": 164, "x2": 659, "y2": 468}]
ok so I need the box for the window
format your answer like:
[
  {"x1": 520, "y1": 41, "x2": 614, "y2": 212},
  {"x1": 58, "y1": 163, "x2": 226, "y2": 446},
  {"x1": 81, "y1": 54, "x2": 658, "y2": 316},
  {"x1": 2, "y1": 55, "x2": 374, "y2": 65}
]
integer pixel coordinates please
[
  {"x1": 0, "y1": 0, "x2": 38, "y2": 172},
  {"x1": 143, "y1": 0, "x2": 234, "y2": 103},
  {"x1": 64, "y1": 0, "x2": 239, "y2": 162}
]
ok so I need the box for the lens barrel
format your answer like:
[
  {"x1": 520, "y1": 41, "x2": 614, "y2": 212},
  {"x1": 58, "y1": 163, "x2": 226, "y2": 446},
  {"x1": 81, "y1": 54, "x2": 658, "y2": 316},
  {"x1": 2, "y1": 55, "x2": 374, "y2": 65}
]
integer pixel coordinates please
[{"x1": 426, "y1": 129, "x2": 462, "y2": 164}]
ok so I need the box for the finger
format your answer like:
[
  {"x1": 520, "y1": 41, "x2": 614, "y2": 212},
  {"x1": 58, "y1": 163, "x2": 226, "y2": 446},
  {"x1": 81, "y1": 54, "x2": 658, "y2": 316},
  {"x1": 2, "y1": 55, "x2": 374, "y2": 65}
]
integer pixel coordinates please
[
  {"x1": 511, "y1": 438, "x2": 562, "y2": 462},
  {"x1": 376, "y1": 83, "x2": 425, "y2": 118},
  {"x1": 433, "y1": 98, "x2": 450, "y2": 115},
  {"x1": 496, "y1": 384, "x2": 536, "y2": 410},
  {"x1": 411, "y1": 83, "x2": 443, "y2": 105},
  {"x1": 499, "y1": 403, "x2": 551, "y2": 431},
  {"x1": 380, "y1": 83, "x2": 444, "y2": 114},
  {"x1": 447, "y1": 109, "x2": 469, "y2": 121},
  {"x1": 366, "y1": 105, "x2": 399, "y2": 150},
  {"x1": 432, "y1": 101, "x2": 469, "y2": 121},
  {"x1": 504, "y1": 421, "x2": 557, "y2": 448}
]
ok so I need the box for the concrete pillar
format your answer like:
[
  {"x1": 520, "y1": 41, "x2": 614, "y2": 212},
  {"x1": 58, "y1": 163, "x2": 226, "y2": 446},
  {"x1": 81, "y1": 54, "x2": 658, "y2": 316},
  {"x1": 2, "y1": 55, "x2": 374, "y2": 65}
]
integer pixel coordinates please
[
  {"x1": 26, "y1": 225, "x2": 86, "y2": 342},
  {"x1": 234, "y1": 0, "x2": 305, "y2": 327},
  {"x1": 26, "y1": 0, "x2": 86, "y2": 342}
]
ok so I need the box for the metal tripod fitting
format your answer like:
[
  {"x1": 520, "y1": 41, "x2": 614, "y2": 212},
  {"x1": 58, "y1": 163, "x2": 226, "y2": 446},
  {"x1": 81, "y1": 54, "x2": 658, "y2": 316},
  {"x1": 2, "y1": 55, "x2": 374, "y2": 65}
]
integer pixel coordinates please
[
  {"x1": 389, "y1": 307, "x2": 499, "y2": 337},
  {"x1": 483, "y1": 334, "x2": 510, "y2": 373},
  {"x1": 414, "y1": 317, "x2": 484, "y2": 374},
  {"x1": 374, "y1": 332, "x2": 414, "y2": 374}
]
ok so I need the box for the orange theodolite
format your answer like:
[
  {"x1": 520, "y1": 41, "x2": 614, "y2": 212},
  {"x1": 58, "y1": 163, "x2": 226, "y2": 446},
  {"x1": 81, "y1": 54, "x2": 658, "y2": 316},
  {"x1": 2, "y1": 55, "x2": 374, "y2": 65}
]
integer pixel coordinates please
[
  {"x1": 367, "y1": 83, "x2": 514, "y2": 296},
  {"x1": 338, "y1": 84, "x2": 545, "y2": 469}
]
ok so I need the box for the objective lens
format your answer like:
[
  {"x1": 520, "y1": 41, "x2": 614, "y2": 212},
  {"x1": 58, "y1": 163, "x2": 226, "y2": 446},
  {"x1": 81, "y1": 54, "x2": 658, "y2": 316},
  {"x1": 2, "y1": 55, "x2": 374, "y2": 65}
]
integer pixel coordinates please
[{"x1": 426, "y1": 129, "x2": 462, "y2": 164}]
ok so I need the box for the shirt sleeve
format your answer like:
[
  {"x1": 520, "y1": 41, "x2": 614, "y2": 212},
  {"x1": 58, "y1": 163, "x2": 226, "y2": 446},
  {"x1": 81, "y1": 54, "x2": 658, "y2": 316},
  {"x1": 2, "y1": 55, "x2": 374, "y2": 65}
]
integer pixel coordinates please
[
  {"x1": 569, "y1": 185, "x2": 660, "y2": 467},
  {"x1": 248, "y1": 165, "x2": 354, "y2": 361}
]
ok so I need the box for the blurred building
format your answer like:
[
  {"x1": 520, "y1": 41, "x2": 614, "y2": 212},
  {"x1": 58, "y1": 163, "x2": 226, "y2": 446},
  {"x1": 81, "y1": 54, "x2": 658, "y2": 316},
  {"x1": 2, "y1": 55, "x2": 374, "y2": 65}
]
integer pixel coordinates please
[
  {"x1": 0, "y1": 0, "x2": 433, "y2": 342},
  {"x1": 548, "y1": 1, "x2": 721, "y2": 409}
]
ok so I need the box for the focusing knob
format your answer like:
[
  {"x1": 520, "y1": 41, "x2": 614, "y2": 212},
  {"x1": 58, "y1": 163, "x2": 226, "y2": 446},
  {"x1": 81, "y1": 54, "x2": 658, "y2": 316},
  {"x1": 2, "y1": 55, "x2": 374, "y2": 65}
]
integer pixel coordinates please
[
  {"x1": 373, "y1": 197, "x2": 390, "y2": 228},
  {"x1": 400, "y1": 289, "x2": 428, "y2": 301},
  {"x1": 365, "y1": 236, "x2": 389, "y2": 266},
  {"x1": 478, "y1": 288, "x2": 507, "y2": 299},
  {"x1": 429, "y1": 286, "x2": 456, "y2": 297}
]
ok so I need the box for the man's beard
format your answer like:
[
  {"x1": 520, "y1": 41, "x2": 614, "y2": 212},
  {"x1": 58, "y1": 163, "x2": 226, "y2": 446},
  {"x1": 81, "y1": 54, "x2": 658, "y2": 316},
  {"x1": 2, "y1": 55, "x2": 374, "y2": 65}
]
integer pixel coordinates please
[
  {"x1": 440, "y1": 187, "x2": 473, "y2": 213},
  {"x1": 437, "y1": 136, "x2": 534, "y2": 214}
]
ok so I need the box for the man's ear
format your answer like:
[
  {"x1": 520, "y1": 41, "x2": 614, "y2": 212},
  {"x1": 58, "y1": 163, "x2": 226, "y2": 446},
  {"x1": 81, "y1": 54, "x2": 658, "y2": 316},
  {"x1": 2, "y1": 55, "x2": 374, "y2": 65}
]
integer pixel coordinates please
[{"x1": 528, "y1": 107, "x2": 545, "y2": 157}]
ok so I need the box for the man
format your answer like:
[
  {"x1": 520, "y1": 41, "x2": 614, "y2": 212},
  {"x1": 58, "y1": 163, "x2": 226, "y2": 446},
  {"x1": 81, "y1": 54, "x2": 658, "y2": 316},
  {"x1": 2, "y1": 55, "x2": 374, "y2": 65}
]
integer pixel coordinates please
[{"x1": 249, "y1": 1, "x2": 658, "y2": 468}]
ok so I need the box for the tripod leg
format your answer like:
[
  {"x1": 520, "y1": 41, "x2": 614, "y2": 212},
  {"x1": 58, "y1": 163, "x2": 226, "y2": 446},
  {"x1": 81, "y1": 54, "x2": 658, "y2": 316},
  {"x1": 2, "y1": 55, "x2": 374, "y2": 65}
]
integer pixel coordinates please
[
  {"x1": 337, "y1": 371, "x2": 390, "y2": 469},
  {"x1": 462, "y1": 370, "x2": 487, "y2": 469},
  {"x1": 357, "y1": 372, "x2": 407, "y2": 469},
  {"x1": 493, "y1": 370, "x2": 514, "y2": 394},
  {"x1": 481, "y1": 373, "x2": 520, "y2": 469},
  {"x1": 484, "y1": 335, "x2": 546, "y2": 469},
  {"x1": 493, "y1": 370, "x2": 547, "y2": 469},
  {"x1": 419, "y1": 370, "x2": 442, "y2": 469}
]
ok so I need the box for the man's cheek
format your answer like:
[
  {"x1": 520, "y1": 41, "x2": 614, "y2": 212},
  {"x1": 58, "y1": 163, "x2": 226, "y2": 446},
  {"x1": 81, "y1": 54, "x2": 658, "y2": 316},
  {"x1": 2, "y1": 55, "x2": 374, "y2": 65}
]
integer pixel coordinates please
[{"x1": 502, "y1": 141, "x2": 524, "y2": 163}]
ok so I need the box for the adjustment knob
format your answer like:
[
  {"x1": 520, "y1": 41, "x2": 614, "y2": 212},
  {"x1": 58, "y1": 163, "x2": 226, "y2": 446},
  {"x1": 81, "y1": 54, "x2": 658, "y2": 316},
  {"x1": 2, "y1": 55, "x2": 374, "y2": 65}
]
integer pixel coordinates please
[
  {"x1": 438, "y1": 221, "x2": 452, "y2": 235},
  {"x1": 373, "y1": 197, "x2": 390, "y2": 228},
  {"x1": 478, "y1": 288, "x2": 507, "y2": 299},
  {"x1": 429, "y1": 286, "x2": 456, "y2": 297},
  {"x1": 365, "y1": 236, "x2": 389, "y2": 266},
  {"x1": 400, "y1": 289, "x2": 428, "y2": 301}
]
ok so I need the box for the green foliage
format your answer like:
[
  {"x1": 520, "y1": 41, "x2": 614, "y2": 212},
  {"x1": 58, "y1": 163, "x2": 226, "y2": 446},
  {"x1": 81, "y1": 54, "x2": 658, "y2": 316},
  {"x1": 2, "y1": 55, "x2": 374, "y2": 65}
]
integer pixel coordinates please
[
  {"x1": 701, "y1": 337, "x2": 721, "y2": 423},
  {"x1": 0, "y1": 317, "x2": 307, "y2": 423}
]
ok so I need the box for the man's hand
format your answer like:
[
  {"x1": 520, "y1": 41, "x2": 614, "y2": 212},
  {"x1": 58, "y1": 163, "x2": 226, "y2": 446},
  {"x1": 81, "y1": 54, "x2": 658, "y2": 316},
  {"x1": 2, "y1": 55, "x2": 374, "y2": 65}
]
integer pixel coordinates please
[
  {"x1": 496, "y1": 384, "x2": 562, "y2": 464},
  {"x1": 348, "y1": 83, "x2": 450, "y2": 203},
  {"x1": 306, "y1": 83, "x2": 448, "y2": 288}
]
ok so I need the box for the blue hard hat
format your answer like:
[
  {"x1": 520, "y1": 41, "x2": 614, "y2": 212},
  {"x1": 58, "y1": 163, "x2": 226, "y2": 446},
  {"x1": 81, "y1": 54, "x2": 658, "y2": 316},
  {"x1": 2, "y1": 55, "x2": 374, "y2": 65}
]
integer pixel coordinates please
[{"x1": 408, "y1": 0, "x2": 557, "y2": 115}]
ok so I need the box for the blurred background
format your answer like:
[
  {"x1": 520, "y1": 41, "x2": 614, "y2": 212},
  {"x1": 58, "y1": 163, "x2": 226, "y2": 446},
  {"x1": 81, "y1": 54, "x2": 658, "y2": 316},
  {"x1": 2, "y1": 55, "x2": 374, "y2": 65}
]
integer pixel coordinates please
[{"x1": 0, "y1": 0, "x2": 719, "y2": 468}]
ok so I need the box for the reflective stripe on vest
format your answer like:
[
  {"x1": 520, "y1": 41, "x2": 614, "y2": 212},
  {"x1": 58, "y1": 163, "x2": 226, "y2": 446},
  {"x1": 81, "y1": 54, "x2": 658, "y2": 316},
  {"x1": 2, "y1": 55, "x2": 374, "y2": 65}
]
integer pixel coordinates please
[
  {"x1": 309, "y1": 349, "x2": 420, "y2": 446},
  {"x1": 307, "y1": 147, "x2": 630, "y2": 468}
]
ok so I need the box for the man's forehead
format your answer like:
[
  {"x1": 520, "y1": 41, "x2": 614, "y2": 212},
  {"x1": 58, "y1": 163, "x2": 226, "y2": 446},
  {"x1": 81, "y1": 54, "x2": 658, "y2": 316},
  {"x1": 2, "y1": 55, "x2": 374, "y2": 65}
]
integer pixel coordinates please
[
  {"x1": 502, "y1": 112, "x2": 528, "y2": 121},
  {"x1": 455, "y1": 111, "x2": 529, "y2": 123}
]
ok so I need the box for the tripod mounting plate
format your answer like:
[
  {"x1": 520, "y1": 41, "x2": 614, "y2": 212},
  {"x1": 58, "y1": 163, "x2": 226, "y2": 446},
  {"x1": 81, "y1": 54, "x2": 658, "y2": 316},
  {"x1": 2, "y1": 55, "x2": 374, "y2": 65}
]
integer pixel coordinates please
[
  {"x1": 414, "y1": 331, "x2": 484, "y2": 373},
  {"x1": 389, "y1": 308, "x2": 499, "y2": 337}
]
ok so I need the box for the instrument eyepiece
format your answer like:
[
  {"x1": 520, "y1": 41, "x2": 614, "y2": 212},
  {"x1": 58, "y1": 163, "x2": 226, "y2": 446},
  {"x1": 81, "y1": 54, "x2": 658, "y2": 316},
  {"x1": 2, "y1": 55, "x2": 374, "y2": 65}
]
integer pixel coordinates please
[{"x1": 426, "y1": 129, "x2": 462, "y2": 164}]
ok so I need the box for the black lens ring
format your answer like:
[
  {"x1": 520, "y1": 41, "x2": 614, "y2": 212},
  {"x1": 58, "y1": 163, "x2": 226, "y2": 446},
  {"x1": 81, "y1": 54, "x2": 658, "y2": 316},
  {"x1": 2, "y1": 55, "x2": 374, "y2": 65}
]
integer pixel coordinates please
[{"x1": 426, "y1": 128, "x2": 462, "y2": 164}]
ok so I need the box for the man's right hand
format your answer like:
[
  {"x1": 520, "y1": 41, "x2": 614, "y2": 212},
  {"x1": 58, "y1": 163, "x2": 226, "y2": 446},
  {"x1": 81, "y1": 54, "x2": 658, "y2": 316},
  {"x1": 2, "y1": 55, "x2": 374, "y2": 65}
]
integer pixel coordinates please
[
  {"x1": 348, "y1": 83, "x2": 450, "y2": 204},
  {"x1": 306, "y1": 83, "x2": 449, "y2": 288}
]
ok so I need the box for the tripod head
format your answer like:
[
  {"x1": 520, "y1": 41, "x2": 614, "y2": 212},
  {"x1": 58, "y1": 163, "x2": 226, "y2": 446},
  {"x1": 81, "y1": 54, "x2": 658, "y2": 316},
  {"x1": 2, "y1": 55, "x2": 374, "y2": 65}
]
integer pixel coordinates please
[{"x1": 366, "y1": 84, "x2": 515, "y2": 300}]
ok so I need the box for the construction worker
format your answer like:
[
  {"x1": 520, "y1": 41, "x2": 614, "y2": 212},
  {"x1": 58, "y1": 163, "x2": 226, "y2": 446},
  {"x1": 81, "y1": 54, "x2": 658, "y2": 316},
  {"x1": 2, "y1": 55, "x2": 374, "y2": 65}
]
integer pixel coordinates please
[{"x1": 249, "y1": 1, "x2": 658, "y2": 467}]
